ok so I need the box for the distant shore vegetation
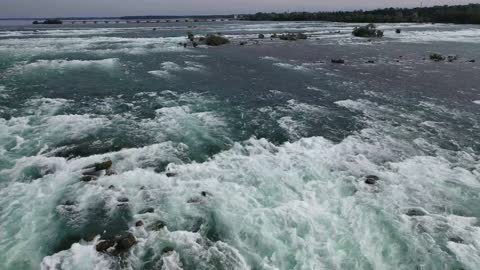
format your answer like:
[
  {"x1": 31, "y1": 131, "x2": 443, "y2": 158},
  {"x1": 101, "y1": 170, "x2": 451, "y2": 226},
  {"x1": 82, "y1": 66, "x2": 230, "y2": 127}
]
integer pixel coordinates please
[{"x1": 240, "y1": 4, "x2": 480, "y2": 24}]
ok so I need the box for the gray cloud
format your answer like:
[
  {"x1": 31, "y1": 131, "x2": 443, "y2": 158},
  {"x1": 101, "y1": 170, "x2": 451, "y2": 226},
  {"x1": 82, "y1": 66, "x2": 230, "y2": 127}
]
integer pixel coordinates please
[{"x1": 1, "y1": 0, "x2": 478, "y2": 18}]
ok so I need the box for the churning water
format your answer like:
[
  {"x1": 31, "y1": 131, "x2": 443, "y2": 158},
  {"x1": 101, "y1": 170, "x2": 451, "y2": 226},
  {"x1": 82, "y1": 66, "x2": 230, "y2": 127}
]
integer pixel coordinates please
[{"x1": 1, "y1": 21, "x2": 480, "y2": 270}]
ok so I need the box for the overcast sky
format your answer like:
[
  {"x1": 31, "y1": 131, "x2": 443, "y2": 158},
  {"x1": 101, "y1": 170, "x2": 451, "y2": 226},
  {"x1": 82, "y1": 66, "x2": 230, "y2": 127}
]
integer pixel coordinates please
[{"x1": 1, "y1": 0, "x2": 478, "y2": 18}]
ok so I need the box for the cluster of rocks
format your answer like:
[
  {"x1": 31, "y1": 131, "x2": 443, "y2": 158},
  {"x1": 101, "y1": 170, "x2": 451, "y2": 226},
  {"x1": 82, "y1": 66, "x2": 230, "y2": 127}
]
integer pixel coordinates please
[
  {"x1": 80, "y1": 159, "x2": 114, "y2": 182},
  {"x1": 429, "y1": 53, "x2": 475, "y2": 63},
  {"x1": 352, "y1": 24, "x2": 384, "y2": 38},
  {"x1": 95, "y1": 233, "x2": 137, "y2": 254},
  {"x1": 276, "y1": 33, "x2": 308, "y2": 41},
  {"x1": 180, "y1": 32, "x2": 230, "y2": 48}
]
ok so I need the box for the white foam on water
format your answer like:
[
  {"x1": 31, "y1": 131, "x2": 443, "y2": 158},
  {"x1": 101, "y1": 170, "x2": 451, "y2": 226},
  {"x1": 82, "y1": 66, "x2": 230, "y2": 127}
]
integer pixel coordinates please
[
  {"x1": 390, "y1": 28, "x2": 480, "y2": 44},
  {"x1": 1, "y1": 105, "x2": 479, "y2": 269},
  {"x1": 0, "y1": 85, "x2": 9, "y2": 98},
  {"x1": 149, "y1": 61, "x2": 206, "y2": 78},
  {"x1": 273, "y1": 62, "x2": 310, "y2": 72},
  {"x1": 149, "y1": 70, "x2": 173, "y2": 78},
  {"x1": 12, "y1": 58, "x2": 119, "y2": 73},
  {"x1": 260, "y1": 56, "x2": 280, "y2": 61},
  {"x1": 0, "y1": 36, "x2": 187, "y2": 57},
  {"x1": 473, "y1": 100, "x2": 480, "y2": 105}
]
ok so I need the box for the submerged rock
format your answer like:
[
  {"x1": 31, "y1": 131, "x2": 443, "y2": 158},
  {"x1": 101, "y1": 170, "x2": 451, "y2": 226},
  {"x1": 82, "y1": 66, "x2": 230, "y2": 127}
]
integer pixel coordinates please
[
  {"x1": 364, "y1": 175, "x2": 379, "y2": 185},
  {"x1": 405, "y1": 208, "x2": 428, "y2": 216},
  {"x1": 448, "y1": 236, "x2": 464, "y2": 243},
  {"x1": 162, "y1": 246, "x2": 174, "y2": 254},
  {"x1": 117, "y1": 197, "x2": 129, "y2": 203},
  {"x1": 64, "y1": 200, "x2": 75, "y2": 206},
  {"x1": 201, "y1": 191, "x2": 212, "y2": 197},
  {"x1": 138, "y1": 207, "x2": 154, "y2": 214},
  {"x1": 81, "y1": 175, "x2": 98, "y2": 182},
  {"x1": 147, "y1": 220, "x2": 166, "y2": 231},
  {"x1": 258, "y1": 34, "x2": 265, "y2": 39},
  {"x1": 447, "y1": 55, "x2": 458, "y2": 62},
  {"x1": 331, "y1": 59, "x2": 345, "y2": 64}
]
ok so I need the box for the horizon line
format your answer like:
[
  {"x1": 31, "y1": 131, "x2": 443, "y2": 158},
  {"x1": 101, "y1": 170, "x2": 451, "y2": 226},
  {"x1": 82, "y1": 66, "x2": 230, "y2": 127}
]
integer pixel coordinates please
[{"x1": 0, "y1": 3, "x2": 478, "y2": 20}]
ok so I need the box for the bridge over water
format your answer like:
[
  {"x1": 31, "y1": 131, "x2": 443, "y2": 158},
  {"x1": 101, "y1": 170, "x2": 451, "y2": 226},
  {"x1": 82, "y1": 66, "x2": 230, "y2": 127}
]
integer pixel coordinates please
[{"x1": 64, "y1": 18, "x2": 234, "y2": 24}]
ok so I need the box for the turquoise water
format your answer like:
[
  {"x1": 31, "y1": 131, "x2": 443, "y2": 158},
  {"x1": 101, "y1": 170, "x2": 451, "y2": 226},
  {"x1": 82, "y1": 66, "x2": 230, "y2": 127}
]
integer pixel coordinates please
[{"x1": 1, "y1": 21, "x2": 480, "y2": 269}]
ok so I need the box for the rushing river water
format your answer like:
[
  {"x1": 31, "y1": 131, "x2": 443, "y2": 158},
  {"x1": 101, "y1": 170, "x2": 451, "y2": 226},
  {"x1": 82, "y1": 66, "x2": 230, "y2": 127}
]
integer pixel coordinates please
[{"x1": 0, "y1": 21, "x2": 480, "y2": 270}]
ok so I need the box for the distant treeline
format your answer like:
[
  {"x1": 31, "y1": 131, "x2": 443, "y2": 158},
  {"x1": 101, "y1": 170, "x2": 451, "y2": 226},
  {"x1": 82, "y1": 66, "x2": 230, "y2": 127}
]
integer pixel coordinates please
[
  {"x1": 241, "y1": 4, "x2": 480, "y2": 24},
  {"x1": 120, "y1": 15, "x2": 234, "y2": 20}
]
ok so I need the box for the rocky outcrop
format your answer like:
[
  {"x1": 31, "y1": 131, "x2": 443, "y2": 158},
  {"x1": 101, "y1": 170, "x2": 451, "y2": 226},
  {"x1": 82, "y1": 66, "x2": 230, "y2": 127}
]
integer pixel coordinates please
[
  {"x1": 430, "y1": 53, "x2": 445, "y2": 61},
  {"x1": 80, "y1": 159, "x2": 113, "y2": 182},
  {"x1": 331, "y1": 59, "x2": 345, "y2": 64},
  {"x1": 278, "y1": 33, "x2": 308, "y2": 41},
  {"x1": 364, "y1": 175, "x2": 379, "y2": 185},
  {"x1": 405, "y1": 208, "x2": 427, "y2": 216},
  {"x1": 138, "y1": 207, "x2": 154, "y2": 214},
  {"x1": 95, "y1": 233, "x2": 137, "y2": 254},
  {"x1": 205, "y1": 34, "x2": 230, "y2": 46},
  {"x1": 352, "y1": 24, "x2": 383, "y2": 38}
]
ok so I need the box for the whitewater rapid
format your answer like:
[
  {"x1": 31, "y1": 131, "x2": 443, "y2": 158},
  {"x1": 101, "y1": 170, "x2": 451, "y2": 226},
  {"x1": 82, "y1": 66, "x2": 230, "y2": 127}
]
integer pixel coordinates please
[{"x1": 1, "y1": 21, "x2": 480, "y2": 270}]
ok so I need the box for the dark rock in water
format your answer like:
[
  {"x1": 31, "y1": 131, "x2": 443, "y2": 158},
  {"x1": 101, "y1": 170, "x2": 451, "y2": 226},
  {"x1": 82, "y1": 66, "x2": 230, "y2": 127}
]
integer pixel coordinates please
[
  {"x1": 352, "y1": 24, "x2": 383, "y2": 38},
  {"x1": 115, "y1": 233, "x2": 137, "y2": 251},
  {"x1": 205, "y1": 34, "x2": 230, "y2": 46},
  {"x1": 467, "y1": 59, "x2": 475, "y2": 63},
  {"x1": 166, "y1": 172, "x2": 177, "y2": 177},
  {"x1": 147, "y1": 220, "x2": 166, "y2": 231},
  {"x1": 331, "y1": 59, "x2": 345, "y2": 64},
  {"x1": 395, "y1": 29, "x2": 401, "y2": 34},
  {"x1": 162, "y1": 246, "x2": 174, "y2": 254},
  {"x1": 105, "y1": 169, "x2": 116, "y2": 176},
  {"x1": 187, "y1": 197, "x2": 201, "y2": 203},
  {"x1": 258, "y1": 34, "x2": 265, "y2": 39},
  {"x1": 138, "y1": 207, "x2": 154, "y2": 214},
  {"x1": 366, "y1": 60, "x2": 375, "y2": 64},
  {"x1": 117, "y1": 197, "x2": 129, "y2": 203},
  {"x1": 201, "y1": 191, "x2": 212, "y2": 197},
  {"x1": 108, "y1": 185, "x2": 115, "y2": 190},
  {"x1": 135, "y1": 220, "x2": 144, "y2": 227},
  {"x1": 430, "y1": 53, "x2": 445, "y2": 61},
  {"x1": 64, "y1": 200, "x2": 75, "y2": 206},
  {"x1": 239, "y1": 41, "x2": 247, "y2": 46},
  {"x1": 405, "y1": 208, "x2": 427, "y2": 216},
  {"x1": 447, "y1": 55, "x2": 458, "y2": 62},
  {"x1": 278, "y1": 33, "x2": 308, "y2": 41},
  {"x1": 81, "y1": 175, "x2": 98, "y2": 182},
  {"x1": 95, "y1": 160, "x2": 113, "y2": 171},
  {"x1": 448, "y1": 236, "x2": 464, "y2": 243},
  {"x1": 296, "y1": 33, "x2": 308, "y2": 40},
  {"x1": 96, "y1": 240, "x2": 115, "y2": 252},
  {"x1": 364, "y1": 175, "x2": 379, "y2": 185}
]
